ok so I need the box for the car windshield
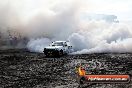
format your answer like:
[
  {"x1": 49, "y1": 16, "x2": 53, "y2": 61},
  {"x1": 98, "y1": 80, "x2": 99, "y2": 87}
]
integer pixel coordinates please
[{"x1": 51, "y1": 42, "x2": 63, "y2": 46}]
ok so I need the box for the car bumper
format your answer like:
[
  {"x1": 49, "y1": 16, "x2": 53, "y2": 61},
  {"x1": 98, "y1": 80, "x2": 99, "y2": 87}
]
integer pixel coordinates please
[{"x1": 44, "y1": 49, "x2": 59, "y2": 56}]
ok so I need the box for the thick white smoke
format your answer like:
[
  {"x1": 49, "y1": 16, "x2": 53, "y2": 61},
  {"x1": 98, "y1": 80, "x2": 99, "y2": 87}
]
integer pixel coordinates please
[
  {"x1": 0, "y1": 0, "x2": 132, "y2": 54},
  {"x1": 27, "y1": 20, "x2": 132, "y2": 54},
  {"x1": 27, "y1": 38, "x2": 51, "y2": 53},
  {"x1": 69, "y1": 21, "x2": 132, "y2": 54}
]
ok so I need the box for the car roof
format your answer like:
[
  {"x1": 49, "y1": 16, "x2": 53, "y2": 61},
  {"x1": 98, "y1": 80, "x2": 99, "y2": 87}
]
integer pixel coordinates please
[{"x1": 53, "y1": 41, "x2": 67, "y2": 43}]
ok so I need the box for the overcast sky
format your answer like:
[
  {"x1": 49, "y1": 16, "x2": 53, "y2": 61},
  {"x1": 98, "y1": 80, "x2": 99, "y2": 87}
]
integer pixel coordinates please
[
  {"x1": 0, "y1": 0, "x2": 131, "y2": 22},
  {"x1": 85, "y1": 0, "x2": 132, "y2": 21}
]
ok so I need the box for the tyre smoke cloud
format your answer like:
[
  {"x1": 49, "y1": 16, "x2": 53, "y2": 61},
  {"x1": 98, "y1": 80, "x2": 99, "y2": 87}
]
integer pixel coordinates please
[{"x1": 0, "y1": 0, "x2": 132, "y2": 53}]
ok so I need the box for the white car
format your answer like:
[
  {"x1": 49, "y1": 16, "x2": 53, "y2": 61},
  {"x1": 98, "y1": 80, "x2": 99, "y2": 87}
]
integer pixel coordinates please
[{"x1": 43, "y1": 41, "x2": 73, "y2": 57}]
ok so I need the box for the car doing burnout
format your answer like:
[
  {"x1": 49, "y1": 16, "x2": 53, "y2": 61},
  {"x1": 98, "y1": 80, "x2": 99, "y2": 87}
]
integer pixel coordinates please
[{"x1": 43, "y1": 41, "x2": 73, "y2": 57}]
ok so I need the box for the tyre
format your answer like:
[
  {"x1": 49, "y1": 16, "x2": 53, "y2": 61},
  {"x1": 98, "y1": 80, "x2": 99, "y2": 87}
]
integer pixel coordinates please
[{"x1": 59, "y1": 50, "x2": 63, "y2": 56}]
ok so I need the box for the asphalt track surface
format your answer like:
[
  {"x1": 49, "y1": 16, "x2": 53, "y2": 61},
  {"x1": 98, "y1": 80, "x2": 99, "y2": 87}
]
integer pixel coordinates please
[{"x1": 0, "y1": 49, "x2": 132, "y2": 88}]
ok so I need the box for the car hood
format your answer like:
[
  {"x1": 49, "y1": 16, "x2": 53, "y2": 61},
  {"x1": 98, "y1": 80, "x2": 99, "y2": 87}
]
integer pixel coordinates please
[{"x1": 45, "y1": 46, "x2": 63, "y2": 49}]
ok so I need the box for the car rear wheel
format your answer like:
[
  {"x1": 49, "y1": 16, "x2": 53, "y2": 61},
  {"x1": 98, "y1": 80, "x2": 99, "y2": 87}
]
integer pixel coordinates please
[{"x1": 59, "y1": 50, "x2": 63, "y2": 56}]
